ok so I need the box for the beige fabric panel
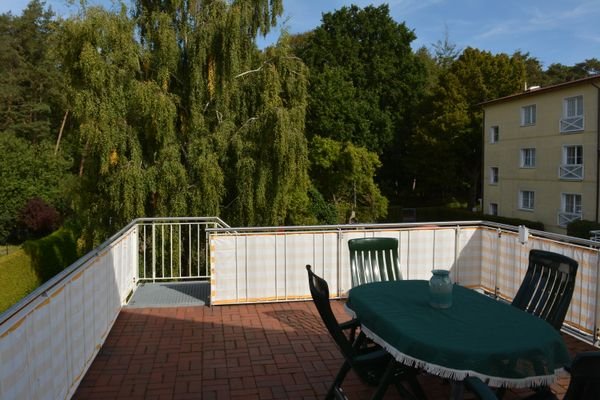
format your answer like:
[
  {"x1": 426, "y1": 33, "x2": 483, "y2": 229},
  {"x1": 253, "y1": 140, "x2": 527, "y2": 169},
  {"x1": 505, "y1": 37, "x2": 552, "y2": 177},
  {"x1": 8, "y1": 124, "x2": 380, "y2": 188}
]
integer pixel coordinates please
[{"x1": 0, "y1": 226, "x2": 138, "y2": 400}]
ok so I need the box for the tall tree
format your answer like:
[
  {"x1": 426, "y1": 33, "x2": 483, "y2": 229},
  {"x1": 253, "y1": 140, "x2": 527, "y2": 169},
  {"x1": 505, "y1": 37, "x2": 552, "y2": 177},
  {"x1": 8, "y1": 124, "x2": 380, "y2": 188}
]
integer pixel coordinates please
[
  {"x1": 58, "y1": 1, "x2": 310, "y2": 243},
  {"x1": 294, "y1": 4, "x2": 426, "y2": 221},
  {"x1": 407, "y1": 48, "x2": 526, "y2": 207},
  {"x1": 0, "y1": 0, "x2": 65, "y2": 143},
  {"x1": 0, "y1": 1, "x2": 72, "y2": 242},
  {"x1": 544, "y1": 58, "x2": 600, "y2": 85}
]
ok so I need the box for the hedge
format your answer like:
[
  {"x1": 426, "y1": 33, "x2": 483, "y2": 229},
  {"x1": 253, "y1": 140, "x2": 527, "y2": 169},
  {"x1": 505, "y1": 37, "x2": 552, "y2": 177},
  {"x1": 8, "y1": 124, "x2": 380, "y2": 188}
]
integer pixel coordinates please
[{"x1": 567, "y1": 220, "x2": 600, "y2": 240}]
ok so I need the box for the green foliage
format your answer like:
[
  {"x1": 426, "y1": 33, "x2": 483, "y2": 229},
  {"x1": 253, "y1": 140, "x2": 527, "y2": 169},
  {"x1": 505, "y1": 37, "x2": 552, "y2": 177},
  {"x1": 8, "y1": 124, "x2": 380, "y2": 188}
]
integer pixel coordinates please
[
  {"x1": 310, "y1": 136, "x2": 388, "y2": 223},
  {"x1": 22, "y1": 227, "x2": 78, "y2": 282},
  {"x1": 307, "y1": 186, "x2": 338, "y2": 225},
  {"x1": 544, "y1": 59, "x2": 600, "y2": 85},
  {"x1": 406, "y1": 48, "x2": 526, "y2": 207},
  {"x1": 0, "y1": 0, "x2": 66, "y2": 143},
  {"x1": 0, "y1": 133, "x2": 71, "y2": 243},
  {"x1": 566, "y1": 220, "x2": 600, "y2": 240},
  {"x1": 55, "y1": 0, "x2": 310, "y2": 241},
  {"x1": 298, "y1": 4, "x2": 425, "y2": 155},
  {"x1": 294, "y1": 4, "x2": 425, "y2": 220},
  {"x1": 0, "y1": 247, "x2": 41, "y2": 313}
]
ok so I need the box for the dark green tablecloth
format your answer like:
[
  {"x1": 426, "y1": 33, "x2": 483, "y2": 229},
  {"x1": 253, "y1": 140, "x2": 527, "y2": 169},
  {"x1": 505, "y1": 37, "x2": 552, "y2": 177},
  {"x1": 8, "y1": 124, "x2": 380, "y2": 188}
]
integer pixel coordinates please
[{"x1": 346, "y1": 280, "x2": 570, "y2": 388}]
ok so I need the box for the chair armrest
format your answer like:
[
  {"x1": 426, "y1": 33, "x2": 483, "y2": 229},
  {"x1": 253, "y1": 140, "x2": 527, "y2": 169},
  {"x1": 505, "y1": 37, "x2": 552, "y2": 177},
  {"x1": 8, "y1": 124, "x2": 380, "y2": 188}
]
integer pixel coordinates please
[
  {"x1": 339, "y1": 318, "x2": 360, "y2": 331},
  {"x1": 463, "y1": 377, "x2": 498, "y2": 400},
  {"x1": 353, "y1": 347, "x2": 391, "y2": 365}
]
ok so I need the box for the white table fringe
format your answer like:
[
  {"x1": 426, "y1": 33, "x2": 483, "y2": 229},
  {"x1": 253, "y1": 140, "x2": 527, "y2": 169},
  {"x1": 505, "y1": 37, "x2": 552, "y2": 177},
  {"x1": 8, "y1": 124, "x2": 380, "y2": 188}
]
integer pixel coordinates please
[{"x1": 360, "y1": 325, "x2": 565, "y2": 389}]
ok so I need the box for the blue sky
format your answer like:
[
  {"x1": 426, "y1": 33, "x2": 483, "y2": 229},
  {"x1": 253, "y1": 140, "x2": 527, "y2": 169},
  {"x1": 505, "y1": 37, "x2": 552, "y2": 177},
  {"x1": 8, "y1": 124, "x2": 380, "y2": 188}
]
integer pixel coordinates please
[{"x1": 3, "y1": 0, "x2": 600, "y2": 68}]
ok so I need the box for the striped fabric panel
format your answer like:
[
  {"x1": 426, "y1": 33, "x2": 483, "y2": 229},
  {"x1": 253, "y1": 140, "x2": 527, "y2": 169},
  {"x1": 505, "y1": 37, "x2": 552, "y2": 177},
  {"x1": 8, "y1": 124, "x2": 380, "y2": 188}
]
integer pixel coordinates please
[{"x1": 0, "y1": 227, "x2": 138, "y2": 400}]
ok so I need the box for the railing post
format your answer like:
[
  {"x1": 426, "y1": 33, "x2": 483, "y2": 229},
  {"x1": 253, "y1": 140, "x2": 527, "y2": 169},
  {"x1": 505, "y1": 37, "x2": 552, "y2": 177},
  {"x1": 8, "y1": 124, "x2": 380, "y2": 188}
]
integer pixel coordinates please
[
  {"x1": 152, "y1": 222, "x2": 156, "y2": 283},
  {"x1": 337, "y1": 228, "x2": 342, "y2": 297},
  {"x1": 494, "y1": 228, "x2": 501, "y2": 299},
  {"x1": 454, "y1": 226, "x2": 460, "y2": 284}
]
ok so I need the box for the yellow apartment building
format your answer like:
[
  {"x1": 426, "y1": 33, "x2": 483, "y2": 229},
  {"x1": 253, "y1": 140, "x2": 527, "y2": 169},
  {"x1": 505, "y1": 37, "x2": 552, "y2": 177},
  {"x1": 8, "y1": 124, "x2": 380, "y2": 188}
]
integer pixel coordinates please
[{"x1": 482, "y1": 75, "x2": 600, "y2": 234}]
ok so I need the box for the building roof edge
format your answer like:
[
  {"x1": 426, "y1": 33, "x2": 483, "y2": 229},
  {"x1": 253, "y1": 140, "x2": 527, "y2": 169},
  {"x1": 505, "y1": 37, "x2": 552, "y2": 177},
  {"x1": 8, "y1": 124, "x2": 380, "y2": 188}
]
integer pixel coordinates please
[{"x1": 480, "y1": 74, "x2": 600, "y2": 107}]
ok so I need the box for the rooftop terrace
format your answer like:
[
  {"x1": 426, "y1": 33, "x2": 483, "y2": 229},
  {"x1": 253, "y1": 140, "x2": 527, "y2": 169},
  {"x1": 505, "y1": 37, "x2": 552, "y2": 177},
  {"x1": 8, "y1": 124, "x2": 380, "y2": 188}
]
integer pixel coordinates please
[{"x1": 2, "y1": 218, "x2": 600, "y2": 399}]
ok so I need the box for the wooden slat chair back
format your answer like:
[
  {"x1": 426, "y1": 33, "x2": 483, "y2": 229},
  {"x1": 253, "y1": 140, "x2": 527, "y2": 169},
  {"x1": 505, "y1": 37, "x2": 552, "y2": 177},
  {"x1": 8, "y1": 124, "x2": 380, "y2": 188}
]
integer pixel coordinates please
[
  {"x1": 512, "y1": 249, "x2": 578, "y2": 331},
  {"x1": 348, "y1": 237, "x2": 402, "y2": 287}
]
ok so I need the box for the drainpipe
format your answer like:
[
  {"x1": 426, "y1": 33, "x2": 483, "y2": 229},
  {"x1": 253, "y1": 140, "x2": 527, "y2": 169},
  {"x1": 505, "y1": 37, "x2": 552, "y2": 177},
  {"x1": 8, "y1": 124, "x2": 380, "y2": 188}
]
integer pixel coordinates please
[
  {"x1": 481, "y1": 109, "x2": 486, "y2": 214},
  {"x1": 592, "y1": 81, "x2": 600, "y2": 222}
]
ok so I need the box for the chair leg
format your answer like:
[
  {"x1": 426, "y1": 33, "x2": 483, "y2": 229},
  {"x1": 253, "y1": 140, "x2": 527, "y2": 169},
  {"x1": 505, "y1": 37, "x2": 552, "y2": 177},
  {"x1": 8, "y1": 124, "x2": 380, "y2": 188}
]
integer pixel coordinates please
[
  {"x1": 326, "y1": 361, "x2": 352, "y2": 400},
  {"x1": 371, "y1": 359, "x2": 397, "y2": 400},
  {"x1": 406, "y1": 373, "x2": 427, "y2": 400}
]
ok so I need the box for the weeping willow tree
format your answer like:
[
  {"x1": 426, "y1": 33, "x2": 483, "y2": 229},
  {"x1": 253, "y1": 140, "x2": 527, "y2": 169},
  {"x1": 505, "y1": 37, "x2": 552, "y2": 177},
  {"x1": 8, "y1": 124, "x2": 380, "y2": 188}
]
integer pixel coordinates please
[{"x1": 57, "y1": 0, "x2": 310, "y2": 244}]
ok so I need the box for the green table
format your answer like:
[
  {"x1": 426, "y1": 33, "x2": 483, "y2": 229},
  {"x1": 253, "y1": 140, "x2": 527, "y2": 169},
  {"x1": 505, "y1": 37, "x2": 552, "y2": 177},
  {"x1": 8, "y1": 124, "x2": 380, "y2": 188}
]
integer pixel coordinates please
[{"x1": 346, "y1": 280, "x2": 570, "y2": 389}]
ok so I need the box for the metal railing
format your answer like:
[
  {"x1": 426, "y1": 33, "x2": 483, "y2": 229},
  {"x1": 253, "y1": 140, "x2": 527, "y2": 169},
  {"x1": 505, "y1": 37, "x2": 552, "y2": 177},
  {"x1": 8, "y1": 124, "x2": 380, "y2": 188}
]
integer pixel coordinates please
[
  {"x1": 558, "y1": 211, "x2": 582, "y2": 227},
  {"x1": 137, "y1": 217, "x2": 229, "y2": 282},
  {"x1": 559, "y1": 164, "x2": 584, "y2": 180},
  {"x1": 560, "y1": 116, "x2": 584, "y2": 133}
]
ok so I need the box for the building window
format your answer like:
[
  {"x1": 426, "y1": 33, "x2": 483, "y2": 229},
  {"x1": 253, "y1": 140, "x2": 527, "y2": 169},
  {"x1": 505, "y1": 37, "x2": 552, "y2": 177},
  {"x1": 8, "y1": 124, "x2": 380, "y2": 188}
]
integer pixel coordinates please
[
  {"x1": 490, "y1": 167, "x2": 498, "y2": 184},
  {"x1": 559, "y1": 193, "x2": 582, "y2": 227},
  {"x1": 519, "y1": 190, "x2": 535, "y2": 210},
  {"x1": 490, "y1": 126, "x2": 499, "y2": 143},
  {"x1": 561, "y1": 95, "x2": 584, "y2": 132},
  {"x1": 521, "y1": 105, "x2": 536, "y2": 126},
  {"x1": 563, "y1": 193, "x2": 582, "y2": 214},
  {"x1": 520, "y1": 148, "x2": 536, "y2": 168},
  {"x1": 489, "y1": 203, "x2": 498, "y2": 216},
  {"x1": 560, "y1": 145, "x2": 584, "y2": 180}
]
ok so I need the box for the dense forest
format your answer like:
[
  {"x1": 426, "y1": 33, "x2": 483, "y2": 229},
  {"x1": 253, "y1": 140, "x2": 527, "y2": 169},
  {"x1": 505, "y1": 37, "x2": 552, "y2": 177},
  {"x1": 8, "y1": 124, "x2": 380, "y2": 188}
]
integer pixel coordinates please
[{"x1": 1, "y1": 0, "x2": 599, "y2": 248}]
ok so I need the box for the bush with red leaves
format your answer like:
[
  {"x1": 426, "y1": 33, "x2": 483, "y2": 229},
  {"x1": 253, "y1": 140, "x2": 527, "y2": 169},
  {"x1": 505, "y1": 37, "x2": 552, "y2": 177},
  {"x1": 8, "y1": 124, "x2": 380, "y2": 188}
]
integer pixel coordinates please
[{"x1": 18, "y1": 197, "x2": 61, "y2": 239}]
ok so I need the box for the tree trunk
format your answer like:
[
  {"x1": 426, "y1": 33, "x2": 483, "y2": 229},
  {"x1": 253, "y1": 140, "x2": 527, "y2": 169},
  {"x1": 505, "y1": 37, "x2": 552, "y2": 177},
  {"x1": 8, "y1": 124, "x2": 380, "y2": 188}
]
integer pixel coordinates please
[{"x1": 55, "y1": 110, "x2": 68, "y2": 155}]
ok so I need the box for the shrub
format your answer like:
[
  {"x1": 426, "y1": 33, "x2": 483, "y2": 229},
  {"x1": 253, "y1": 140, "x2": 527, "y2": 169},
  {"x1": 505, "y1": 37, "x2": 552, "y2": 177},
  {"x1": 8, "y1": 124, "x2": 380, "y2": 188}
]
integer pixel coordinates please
[
  {"x1": 22, "y1": 227, "x2": 78, "y2": 282},
  {"x1": 18, "y1": 197, "x2": 61, "y2": 239},
  {"x1": 567, "y1": 220, "x2": 600, "y2": 240}
]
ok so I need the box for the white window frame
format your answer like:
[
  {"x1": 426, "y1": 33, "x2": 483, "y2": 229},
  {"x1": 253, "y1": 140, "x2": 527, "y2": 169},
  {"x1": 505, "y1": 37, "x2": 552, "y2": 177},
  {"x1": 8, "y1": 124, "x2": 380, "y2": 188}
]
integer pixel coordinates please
[
  {"x1": 490, "y1": 126, "x2": 499, "y2": 143},
  {"x1": 558, "y1": 193, "x2": 582, "y2": 227},
  {"x1": 560, "y1": 95, "x2": 584, "y2": 133},
  {"x1": 489, "y1": 203, "x2": 498, "y2": 216},
  {"x1": 521, "y1": 105, "x2": 536, "y2": 126},
  {"x1": 520, "y1": 148, "x2": 536, "y2": 168},
  {"x1": 562, "y1": 193, "x2": 582, "y2": 214},
  {"x1": 490, "y1": 167, "x2": 498, "y2": 184},
  {"x1": 559, "y1": 145, "x2": 584, "y2": 180},
  {"x1": 519, "y1": 190, "x2": 535, "y2": 211}
]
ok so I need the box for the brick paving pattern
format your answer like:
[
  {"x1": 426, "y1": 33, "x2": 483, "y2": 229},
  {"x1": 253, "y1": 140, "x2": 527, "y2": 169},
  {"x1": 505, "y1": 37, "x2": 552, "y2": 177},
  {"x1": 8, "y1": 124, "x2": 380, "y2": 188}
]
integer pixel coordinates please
[{"x1": 74, "y1": 301, "x2": 596, "y2": 400}]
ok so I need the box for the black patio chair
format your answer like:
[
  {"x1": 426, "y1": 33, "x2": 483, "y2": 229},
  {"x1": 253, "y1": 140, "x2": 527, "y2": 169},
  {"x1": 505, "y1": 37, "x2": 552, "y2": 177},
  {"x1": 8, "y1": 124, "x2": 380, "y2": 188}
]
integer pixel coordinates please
[
  {"x1": 305, "y1": 265, "x2": 425, "y2": 400},
  {"x1": 464, "y1": 351, "x2": 600, "y2": 400},
  {"x1": 348, "y1": 237, "x2": 402, "y2": 287},
  {"x1": 512, "y1": 249, "x2": 578, "y2": 331}
]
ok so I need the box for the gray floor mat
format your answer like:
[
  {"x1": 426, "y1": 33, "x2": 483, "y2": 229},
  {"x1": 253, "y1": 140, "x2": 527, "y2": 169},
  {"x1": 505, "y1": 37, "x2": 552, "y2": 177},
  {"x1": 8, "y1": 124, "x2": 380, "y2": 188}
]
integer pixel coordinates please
[{"x1": 126, "y1": 281, "x2": 210, "y2": 308}]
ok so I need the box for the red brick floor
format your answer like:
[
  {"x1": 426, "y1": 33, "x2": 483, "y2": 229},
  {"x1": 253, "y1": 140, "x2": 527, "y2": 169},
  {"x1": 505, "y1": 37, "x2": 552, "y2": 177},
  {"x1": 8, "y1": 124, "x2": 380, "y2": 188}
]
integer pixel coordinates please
[{"x1": 74, "y1": 301, "x2": 596, "y2": 400}]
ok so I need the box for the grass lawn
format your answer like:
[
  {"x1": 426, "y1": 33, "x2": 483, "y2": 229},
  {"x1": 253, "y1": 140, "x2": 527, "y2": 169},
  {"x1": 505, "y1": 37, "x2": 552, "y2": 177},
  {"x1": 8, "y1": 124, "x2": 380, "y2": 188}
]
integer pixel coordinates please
[
  {"x1": 0, "y1": 246, "x2": 41, "y2": 314},
  {"x1": 0, "y1": 244, "x2": 20, "y2": 258}
]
